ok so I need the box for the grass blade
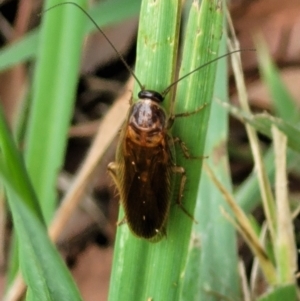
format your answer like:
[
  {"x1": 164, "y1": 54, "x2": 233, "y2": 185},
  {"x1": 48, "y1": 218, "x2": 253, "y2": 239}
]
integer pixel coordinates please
[
  {"x1": 256, "y1": 37, "x2": 297, "y2": 121},
  {"x1": 182, "y1": 22, "x2": 240, "y2": 301},
  {"x1": 24, "y1": 0, "x2": 87, "y2": 222},
  {"x1": 109, "y1": 0, "x2": 223, "y2": 300},
  {"x1": 223, "y1": 105, "x2": 300, "y2": 154},
  {"x1": 0, "y1": 105, "x2": 42, "y2": 220},
  {"x1": 235, "y1": 37, "x2": 299, "y2": 213},
  {"x1": 0, "y1": 162, "x2": 82, "y2": 301},
  {"x1": 273, "y1": 127, "x2": 297, "y2": 284},
  {"x1": 109, "y1": 0, "x2": 181, "y2": 300}
]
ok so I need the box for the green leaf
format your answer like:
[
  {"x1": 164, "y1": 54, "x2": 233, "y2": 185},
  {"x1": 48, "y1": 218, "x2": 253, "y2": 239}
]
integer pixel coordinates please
[
  {"x1": 109, "y1": 0, "x2": 182, "y2": 300},
  {"x1": 24, "y1": 0, "x2": 87, "y2": 222},
  {"x1": 235, "y1": 39, "x2": 300, "y2": 213},
  {"x1": 224, "y1": 104, "x2": 300, "y2": 154},
  {"x1": 182, "y1": 19, "x2": 240, "y2": 300},
  {"x1": 109, "y1": 0, "x2": 223, "y2": 300},
  {"x1": 257, "y1": 37, "x2": 297, "y2": 122},
  {"x1": 0, "y1": 105, "x2": 43, "y2": 221},
  {"x1": 257, "y1": 284, "x2": 298, "y2": 301},
  {"x1": 0, "y1": 161, "x2": 82, "y2": 301}
]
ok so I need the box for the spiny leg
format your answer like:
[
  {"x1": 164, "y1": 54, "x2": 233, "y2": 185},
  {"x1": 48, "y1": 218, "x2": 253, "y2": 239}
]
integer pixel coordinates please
[
  {"x1": 167, "y1": 103, "x2": 207, "y2": 221},
  {"x1": 171, "y1": 165, "x2": 196, "y2": 222},
  {"x1": 173, "y1": 136, "x2": 207, "y2": 160},
  {"x1": 173, "y1": 102, "x2": 208, "y2": 118},
  {"x1": 168, "y1": 102, "x2": 208, "y2": 128}
]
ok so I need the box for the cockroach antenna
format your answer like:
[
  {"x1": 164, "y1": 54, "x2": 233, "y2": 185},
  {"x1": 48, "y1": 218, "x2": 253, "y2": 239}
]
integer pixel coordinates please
[
  {"x1": 43, "y1": 2, "x2": 255, "y2": 98},
  {"x1": 42, "y1": 1, "x2": 145, "y2": 90},
  {"x1": 161, "y1": 49, "x2": 255, "y2": 97}
]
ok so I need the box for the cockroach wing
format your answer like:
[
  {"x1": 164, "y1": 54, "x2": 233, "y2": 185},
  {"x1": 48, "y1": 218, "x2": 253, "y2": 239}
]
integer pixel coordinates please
[
  {"x1": 116, "y1": 132, "x2": 174, "y2": 240},
  {"x1": 126, "y1": 153, "x2": 171, "y2": 239}
]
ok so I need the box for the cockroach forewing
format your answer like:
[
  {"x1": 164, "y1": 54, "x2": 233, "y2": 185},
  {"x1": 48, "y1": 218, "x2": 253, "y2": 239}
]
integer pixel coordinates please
[{"x1": 108, "y1": 124, "x2": 176, "y2": 241}]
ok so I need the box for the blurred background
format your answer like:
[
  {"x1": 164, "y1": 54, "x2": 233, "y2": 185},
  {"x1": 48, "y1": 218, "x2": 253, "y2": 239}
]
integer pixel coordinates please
[{"x1": 0, "y1": 0, "x2": 299, "y2": 300}]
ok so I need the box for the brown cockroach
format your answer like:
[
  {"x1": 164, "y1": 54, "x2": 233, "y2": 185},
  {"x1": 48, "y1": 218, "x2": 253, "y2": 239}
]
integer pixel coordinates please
[{"x1": 107, "y1": 56, "x2": 238, "y2": 241}]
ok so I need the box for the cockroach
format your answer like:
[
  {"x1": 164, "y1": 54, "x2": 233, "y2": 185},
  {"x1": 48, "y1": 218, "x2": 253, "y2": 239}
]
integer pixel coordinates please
[
  {"x1": 107, "y1": 87, "x2": 198, "y2": 241},
  {"x1": 45, "y1": 2, "x2": 252, "y2": 241},
  {"x1": 106, "y1": 54, "x2": 244, "y2": 241},
  {"x1": 107, "y1": 55, "x2": 241, "y2": 241}
]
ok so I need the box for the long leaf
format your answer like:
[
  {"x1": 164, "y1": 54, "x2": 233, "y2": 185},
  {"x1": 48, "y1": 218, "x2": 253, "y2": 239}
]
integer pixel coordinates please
[
  {"x1": 182, "y1": 17, "x2": 240, "y2": 300},
  {"x1": 109, "y1": 0, "x2": 222, "y2": 300},
  {"x1": 24, "y1": 0, "x2": 87, "y2": 222},
  {"x1": 0, "y1": 162, "x2": 82, "y2": 301}
]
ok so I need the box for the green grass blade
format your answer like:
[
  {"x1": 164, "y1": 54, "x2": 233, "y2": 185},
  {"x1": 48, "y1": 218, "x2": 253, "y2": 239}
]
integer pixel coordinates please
[
  {"x1": 173, "y1": 4, "x2": 223, "y2": 292},
  {"x1": 224, "y1": 105, "x2": 300, "y2": 154},
  {"x1": 0, "y1": 105, "x2": 43, "y2": 221},
  {"x1": 0, "y1": 0, "x2": 141, "y2": 72},
  {"x1": 109, "y1": 0, "x2": 223, "y2": 300},
  {"x1": 256, "y1": 37, "x2": 297, "y2": 122},
  {"x1": 235, "y1": 40, "x2": 299, "y2": 212},
  {"x1": 0, "y1": 29, "x2": 37, "y2": 71},
  {"x1": 0, "y1": 163, "x2": 82, "y2": 301},
  {"x1": 249, "y1": 114, "x2": 300, "y2": 152},
  {"x1": 24, "y1": 0, "x2": 87, "y2": 222},
  {"x1": 173, "y1": 0, "x2": 223, "y2": 210},
  {"x1": 171, "y1": 0, "x2": 223, "y2": 242},
  {"x1": 257, "y1": 284, "x2": 298, "y2": 301},
  {"x1": 182, "y1": 24, "x2": 240, "y2": 301},
  {"x1": 109, "y1": 0, "x2": 181, "y2": 300}
]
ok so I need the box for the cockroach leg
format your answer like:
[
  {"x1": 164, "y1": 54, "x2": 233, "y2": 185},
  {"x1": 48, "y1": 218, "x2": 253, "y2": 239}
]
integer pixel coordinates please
[
  {"x1": 171, "y1": 165, "x2": 196, "y2": 222},
  {"x1": 173, "y1": 136, "x2": 206, "y2": 160},
  {"x1": 107, "y1": 162, "x2": 120, "y2": 190},
  {"x1": 128, "y1": 90, "x2": 134, "y2": 105},
  {"x1": 173, "y1": 137, "x2": 191, "y2": 159},
  {"x1": 108, "y1": 163, "x2": 127, "y2": 227},
  {"x1": 174, "y1": 102, "x2": 207, "y2": 118},
  {"x1": 107, "y1": 161, "x2": 117, "y2": 176},
  {"x1": 116, "y1": 217, "x2": 127, "y2": 227},
  {"x1": 167, "y1": 102, "x2": 208, "y2": 128}
]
